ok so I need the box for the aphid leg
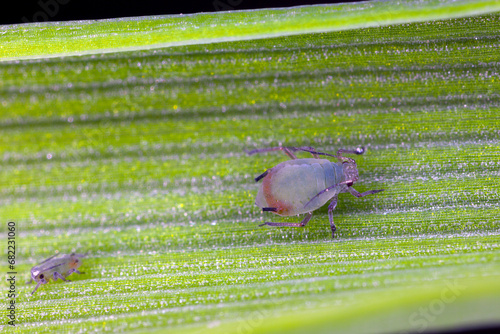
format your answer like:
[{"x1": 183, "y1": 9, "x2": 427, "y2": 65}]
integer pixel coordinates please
[
  {"x1": 304, "y1": 180, "x2": 351, "y2": 208},
  {"x1": 26, "y1": 278, "x2": 33, "y2": 285},
  {"x1": 31, "y1": 281, "x2": 42, "y2": 295},
  {"x1": 245, "y1": 147, "x2": 297, "y2": 159},
  {"x1": 67, "y1": 268, "x2": 83, "y2": 275},
  {"x1": 328, "y1": 196, "x2": 338, "y2": 238},
  {"x1": 255, "y1": 170, "x2": 269, "y2": 182},
  {"x1": 347, "y1": 187, "x2": 385, "y2": 198},
  {"x1": 53, "y1": 272, "x2": 70, "y2": 282},
  {"x1": 259, "y1": 212, "x2": 312, "y2": 228}
]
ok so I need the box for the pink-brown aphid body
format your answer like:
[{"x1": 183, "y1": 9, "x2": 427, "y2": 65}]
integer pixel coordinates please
[
  {"x1": 255, "y1": 158, "x2": 348, "y2": 216},
  {"x1": 248, "y1": 146, "x2": 384, "y2": 238},
  {"x1": 29, "y1": 252, "x2": 86, "y2": 295}
]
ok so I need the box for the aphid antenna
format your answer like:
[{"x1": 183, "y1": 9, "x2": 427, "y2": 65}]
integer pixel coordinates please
[
  {"x1": 245, "y1": 147, "x2": 283, "y2": 156},
  {"x1": 298, "y1": 149, "x2": 341, "y2": 159},
  {"x1": 74, "y1": 251, "x2": 90, "y2": 258},
  {"x1": 338, "y1": 146, "x2": 365, "y2": 156},
  {"x1": 244, "y1": 148, "x2": 255, "y2": 155},
  {"x1": 31, "y1": 282, "x2": 42, "y2": 295},
  {"x1": 37, "y1": 253, "x2": 59, "y2": 265},
  {"x1": 291, "y1": 147, "x2": 365, "y2": 159}
]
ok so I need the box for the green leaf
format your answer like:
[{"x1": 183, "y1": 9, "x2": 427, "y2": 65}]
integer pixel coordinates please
[
  {"x1": 1, "y1": 0, "x2": 499, "y2": 333},
  {"x1": 2, "y1": 0, "x2": 500, "y2": 60}
]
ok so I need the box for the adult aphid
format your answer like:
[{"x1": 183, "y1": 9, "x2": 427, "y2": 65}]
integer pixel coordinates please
[
  {"x1": 247, "y1": 146, "x2": 384, "y2": 238},
  {"x1": 27, "y1": 252, "x2": 87, "y2": 295}
]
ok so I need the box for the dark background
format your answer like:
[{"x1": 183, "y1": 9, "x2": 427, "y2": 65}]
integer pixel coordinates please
[{"x1": 4, "y1": 0, "x2": 365, "y2": 25}]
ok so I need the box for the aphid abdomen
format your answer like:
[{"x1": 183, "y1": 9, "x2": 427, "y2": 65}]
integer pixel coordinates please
[
  {"x1": 255, "y1": 162, "x2": 292, "y2": 214},
  {"x1": 256, "y1": 159, "x2": 342, "y2": 216}
]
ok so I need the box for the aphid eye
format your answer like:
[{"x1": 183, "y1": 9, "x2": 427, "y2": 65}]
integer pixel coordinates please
[
  {"x1": 75, "y1": 259, "x2": 79, "y2": 263},
  {"x1": 39, "y1": 274, "x2": 44, "y2": 279}
]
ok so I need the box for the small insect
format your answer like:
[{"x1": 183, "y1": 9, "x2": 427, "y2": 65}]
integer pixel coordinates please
[
  {"x1": 27, "y1": 252, "x2": 87, "y2": 295},
  {"x1": 247, "y1": 146, "x2": 384, "y2": 238}
]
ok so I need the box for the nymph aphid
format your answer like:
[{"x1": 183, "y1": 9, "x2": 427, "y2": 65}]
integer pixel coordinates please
[{"x1": 27, "y1": 252, "x2": 87, "y2": 295}]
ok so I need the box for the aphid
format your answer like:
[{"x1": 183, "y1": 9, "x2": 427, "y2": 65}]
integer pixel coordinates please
[
  {"x1": 27, "y1": 252, "x2": 87, "y2": 295},
  {"x1": 247, "y1": 146, "x2": 384, "y2": 238}
]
